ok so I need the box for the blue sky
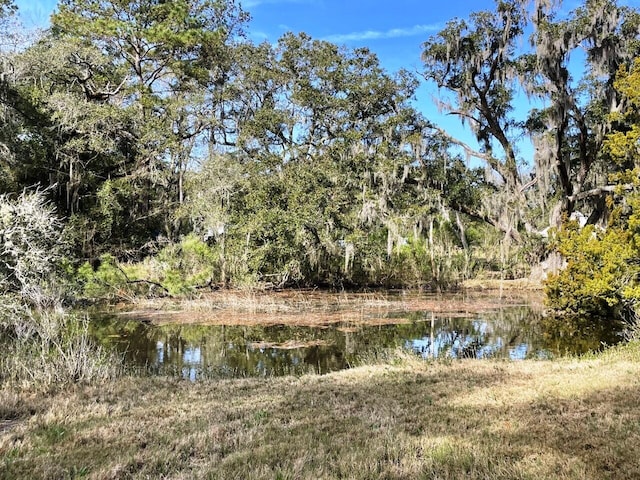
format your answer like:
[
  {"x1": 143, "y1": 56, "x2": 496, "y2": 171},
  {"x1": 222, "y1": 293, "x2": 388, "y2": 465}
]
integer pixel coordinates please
[
  {"x1": 14, "y1": 0, "x2": 640, "y2": 168},
  {"x1": 17, "y1": 0, "x2": 493, "y2": 72},
  {"x1": 245, "y1": 0, "x2": 475, "y2": 71},
  {"x1": 243, "y1": 0, "x2": 497, "y2": 156},
  {"x1": 13, "y1": 0, "x2": 506, "y2": 162}
]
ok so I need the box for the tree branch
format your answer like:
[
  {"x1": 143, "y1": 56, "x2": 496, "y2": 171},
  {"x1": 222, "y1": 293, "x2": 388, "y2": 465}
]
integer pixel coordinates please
[
  {"x1": 519, "y1": 176, "x2": 538, "y2": 193},
  {"x1": 567, "y1": 184, "x2": 634, "y2": 203},
  {"x1": 451, "y1": 199, "x2": 521, "y2": 243},
  {"x1": 433, "y1": 126, "x2": 508, "y2": 184}
]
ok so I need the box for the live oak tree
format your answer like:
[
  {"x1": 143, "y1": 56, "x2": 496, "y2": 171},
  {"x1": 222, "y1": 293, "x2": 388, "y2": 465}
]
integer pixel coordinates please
[
  {"x1": 528, "y1": 0, "x2": 640, "y2": 227},
  {"x1": 31, "y1": 0, "x2": 249, "y2": 255},
  {"x1": 422, "y1": 0, "x2": 640, "y2": 241},
  {"x1": 422, "y1": 0, "x2": 530, "y2": 242},
  {"x1": 179, "y1": 33, "x2": 477, "y2": 287}
]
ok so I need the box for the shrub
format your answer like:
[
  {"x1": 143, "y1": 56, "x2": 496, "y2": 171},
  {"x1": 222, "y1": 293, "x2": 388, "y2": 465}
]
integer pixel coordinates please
[
  {"x1": 0, "y1": 190, "x2": 65, "y2": 306},
  {"x1": 545, "y1": 218, "x2": 640, "y2": 321},
  {"x1": 155, "y1": 234, "x2": 219, "y2": 295},
  {"x1": 0, "y1": 192, "x2": 123, "y2": 389},
  {"x1": 76, "y1": 253, "x2": 132, "y2": 300}
]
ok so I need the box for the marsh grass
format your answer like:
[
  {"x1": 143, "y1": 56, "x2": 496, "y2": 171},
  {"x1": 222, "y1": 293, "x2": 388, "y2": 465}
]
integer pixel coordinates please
[
  {"x1": 118, "y1": 289, "x2": 544, "y2": 328},
  {"x1": 1, "y1": 342, "x2": 639, "y2": 479},
  {"x1": 0, "y1": 304, "x2": 123, "y2": 390},
  {"x1": 126, "y1": 289, "x2": 399, "y2": 313}
]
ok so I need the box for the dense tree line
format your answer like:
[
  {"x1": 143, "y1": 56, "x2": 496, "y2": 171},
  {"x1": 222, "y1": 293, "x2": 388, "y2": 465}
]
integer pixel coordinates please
[{"x1": 1, "y1": 0, "x2": 640, "y2": 318}]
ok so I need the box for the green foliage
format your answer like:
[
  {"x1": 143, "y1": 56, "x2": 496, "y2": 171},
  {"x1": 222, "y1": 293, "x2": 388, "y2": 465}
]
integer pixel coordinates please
[
  {"x1": 155, "y1": 234, "x2": 219, "y2": 295},
  {"x1": 605, "y1": 59, "x2": 640, "y2": 172},
  {"x1": 17, "y1": 0, "x2": 640, "y2": 294},
  {"x1": 545, "y1": 221, "x2": 638, "y2": 319},
  {"x1": 77, "y1": 254, "x2": 130, "y2": 300},
  {"x1": 74, "y1": 235, "x2": 220, "y2": 298},
  {"x1": 391, "y1": 236, "x2": 462, "y2": 290}
]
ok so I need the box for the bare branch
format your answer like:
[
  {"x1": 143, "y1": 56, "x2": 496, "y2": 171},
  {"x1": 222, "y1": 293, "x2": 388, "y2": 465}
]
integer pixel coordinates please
[
  {"x1": 519, "y1": 176, "x2": 538, "y2": 193},
  {"x1": 567, "y1": 184, "x2": 634, "y2": 203}
]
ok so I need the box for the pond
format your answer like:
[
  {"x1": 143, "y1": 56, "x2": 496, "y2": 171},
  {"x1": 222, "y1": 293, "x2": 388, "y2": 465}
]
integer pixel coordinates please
[{"x1": 89, "y1": 291, "x2": 623, "y2": 380}]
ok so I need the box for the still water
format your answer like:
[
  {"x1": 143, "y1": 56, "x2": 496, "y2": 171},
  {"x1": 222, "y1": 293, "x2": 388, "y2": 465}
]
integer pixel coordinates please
[{"x1": 89, "y1": 292, "x2": 623, "y2": 380}]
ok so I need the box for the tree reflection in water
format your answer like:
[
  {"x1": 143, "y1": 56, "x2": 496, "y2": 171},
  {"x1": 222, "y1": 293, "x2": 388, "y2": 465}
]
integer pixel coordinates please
[{"x1": 89, "y1": 303, "x2": 624, "y2": 380}]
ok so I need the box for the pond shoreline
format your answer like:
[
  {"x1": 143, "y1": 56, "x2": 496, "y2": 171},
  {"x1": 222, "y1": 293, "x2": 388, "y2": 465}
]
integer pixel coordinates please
[{"x1": 86, "y1": 290, "x2": 608, "y2": 379}]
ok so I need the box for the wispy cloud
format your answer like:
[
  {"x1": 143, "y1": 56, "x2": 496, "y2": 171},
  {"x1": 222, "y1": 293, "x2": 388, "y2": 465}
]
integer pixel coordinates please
[
  {"x1": 323, "y1": 24, "x2": 441, "y2": 43},
  {"x1": 248, "y1": 30, "x2": 271, "y2": 41}
]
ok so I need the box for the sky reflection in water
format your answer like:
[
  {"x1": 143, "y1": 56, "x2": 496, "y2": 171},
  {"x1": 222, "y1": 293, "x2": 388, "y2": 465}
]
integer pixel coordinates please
[{"x1": 90, "y1": 296, "x2": 623, "y2": 380}]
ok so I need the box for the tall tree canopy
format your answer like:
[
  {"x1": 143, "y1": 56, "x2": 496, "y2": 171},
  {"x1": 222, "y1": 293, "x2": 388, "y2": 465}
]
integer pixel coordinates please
[
  {"x1": 182, "y1": 33, "x2": 474, "y2": 287},
  {"x1": 422, "y1": 0, "x2": 640, "y2": 239},
  {"x1": 2, "y1": 0, "x2": 639, "y2": 291},
  {"x1": 7, "y1": 0, "x2": 249, "y2": 257}
]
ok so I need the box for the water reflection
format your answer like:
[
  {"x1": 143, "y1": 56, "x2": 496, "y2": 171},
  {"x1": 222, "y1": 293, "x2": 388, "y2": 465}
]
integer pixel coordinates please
[
  {"x1": 406, "y1": 308, "x2": 554, "y2": 360},
  {"x1": 89, "y1": 303, "x2": 624, "y2": 380}
]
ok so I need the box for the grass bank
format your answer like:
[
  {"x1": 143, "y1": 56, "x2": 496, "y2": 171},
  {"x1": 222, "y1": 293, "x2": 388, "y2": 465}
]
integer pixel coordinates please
[{"x1": 1, "y1": 342, "x2": 639, "y2": 479}]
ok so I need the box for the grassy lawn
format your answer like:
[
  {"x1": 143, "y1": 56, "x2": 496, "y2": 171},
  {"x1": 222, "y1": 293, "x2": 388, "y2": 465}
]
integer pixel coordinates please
[{"x1": 1, "y1": 342, "x2": 639, "y2": 479}]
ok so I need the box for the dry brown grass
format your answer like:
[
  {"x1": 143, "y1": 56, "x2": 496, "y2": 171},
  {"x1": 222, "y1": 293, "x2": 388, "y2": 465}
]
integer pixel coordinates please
[
  {"x1": 1, "y1": 308, "x2": 122, "y2": 390},
  {"x1": 462, "y1": 277, "x2": 544, "y2": 291},
  {"x1": 1, "y1": 342, "x2": 639, "y2": 479},
  {"x1": 116, "y1": 289, "x2": 545, "y2": 327}
]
